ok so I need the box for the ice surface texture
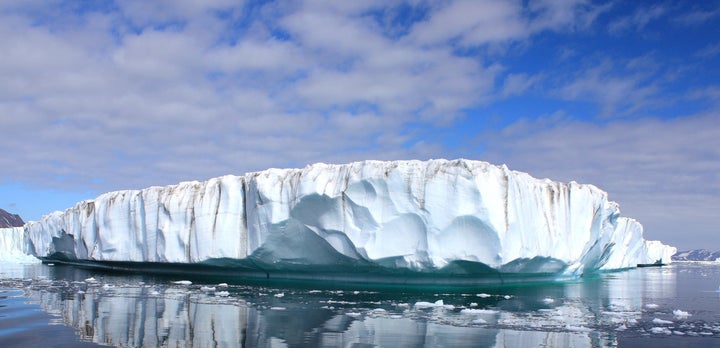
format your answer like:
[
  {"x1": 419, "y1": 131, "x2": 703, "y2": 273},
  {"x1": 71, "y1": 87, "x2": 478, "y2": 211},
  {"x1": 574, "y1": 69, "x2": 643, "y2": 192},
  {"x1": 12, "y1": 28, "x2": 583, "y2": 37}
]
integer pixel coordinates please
[
  {"x1": 17, "y1": 159, "x2": 675, "y2": 276},
  {"x1": 0, "y1": 227, "x2": 39, "y2": 263}
]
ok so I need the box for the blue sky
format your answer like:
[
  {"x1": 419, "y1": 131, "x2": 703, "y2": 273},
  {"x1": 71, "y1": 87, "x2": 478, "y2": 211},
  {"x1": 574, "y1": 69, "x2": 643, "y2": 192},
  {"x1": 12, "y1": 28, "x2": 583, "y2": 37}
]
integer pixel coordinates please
[{"x1": 0, "y1": 0, "x2": 718, "y2": 250}]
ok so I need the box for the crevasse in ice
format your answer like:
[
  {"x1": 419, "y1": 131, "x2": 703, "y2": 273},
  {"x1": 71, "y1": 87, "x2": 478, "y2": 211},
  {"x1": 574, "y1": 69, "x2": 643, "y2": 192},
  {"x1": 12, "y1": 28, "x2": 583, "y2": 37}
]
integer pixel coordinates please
[{"x1": 12, "y1": 159, "x2": 675, "y2": 276}]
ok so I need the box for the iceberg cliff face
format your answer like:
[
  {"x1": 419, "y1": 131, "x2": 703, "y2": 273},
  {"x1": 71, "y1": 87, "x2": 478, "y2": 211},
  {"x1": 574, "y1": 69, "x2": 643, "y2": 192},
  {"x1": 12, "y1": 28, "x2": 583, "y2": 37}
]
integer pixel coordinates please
[
  {"x1": 0, "y1": 227, "x2": 39, "y2": 263},
  {"x1": 23, "y1": 159, "x2": 675, "y2": 278}
]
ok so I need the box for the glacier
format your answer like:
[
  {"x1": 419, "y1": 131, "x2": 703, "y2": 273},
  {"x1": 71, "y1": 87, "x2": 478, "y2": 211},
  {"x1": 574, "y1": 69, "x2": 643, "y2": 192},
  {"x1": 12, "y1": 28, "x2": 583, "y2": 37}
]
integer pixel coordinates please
[{"x1": 6, "y1": 159, "x2": 675, "y2": 283}]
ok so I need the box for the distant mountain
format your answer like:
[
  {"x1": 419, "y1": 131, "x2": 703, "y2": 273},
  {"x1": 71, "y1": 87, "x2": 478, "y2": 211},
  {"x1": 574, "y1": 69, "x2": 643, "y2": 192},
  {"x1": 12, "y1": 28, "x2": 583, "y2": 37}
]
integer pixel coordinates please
[
  {"x1": 0, "y1": 208, "x2": 24, "y2": 228},
  {"x1": 672, "y1": 249, "x2": 720, "y2": 262}
]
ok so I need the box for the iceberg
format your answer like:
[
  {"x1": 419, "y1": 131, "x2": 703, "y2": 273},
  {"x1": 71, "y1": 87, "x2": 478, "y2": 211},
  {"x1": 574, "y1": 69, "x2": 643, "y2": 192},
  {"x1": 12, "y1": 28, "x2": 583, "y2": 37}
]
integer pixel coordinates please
[
  {"x1": 0, "y1": 226, "x2": 39, "y2": 263},
  {"x1": 14, "y1": 159, "x2": 674, "y2": 283}
]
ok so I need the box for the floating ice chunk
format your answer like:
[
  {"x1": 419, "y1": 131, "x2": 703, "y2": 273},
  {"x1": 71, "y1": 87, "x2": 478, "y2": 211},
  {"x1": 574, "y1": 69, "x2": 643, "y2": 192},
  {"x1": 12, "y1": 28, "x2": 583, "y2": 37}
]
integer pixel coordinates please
[
  {"x1": 460, "y1": 309, "x2": 499, "y2": 315},
  {"x1": 652, "y1": 318, "x2": 673, "y2": 325},
  {"x1": 477, "y1": 293, "x2": 492, "y2": 298},
  {"x1": 472, "y1": 318, "x2": 488, "y2": 324},
  {"x1": 200, "y1": 286, "x2": 216, "y2": 292},
  {"x1": 542, "y1": 297, "x2": 555, "y2": 304},
  {"x1": 274, "y1": 293, "x2": 285, "y2": 298},
  {"x1": 84, "y1": 277, "x2": 97, "y2": 283},
  {"x1": 346, "y1": 312, "x2": 362, "y2": 318},
  {"x1": 616, "y1": 324, "x2": 627, "y2": 331},
  {"x1": 102, "y1": 284, "x2": 114, "y2": 290},
  {"x1": 645, "y1": 303, "x2": 659, "y2": 309},
  {"x1": 415, "y1": 300, "x2": 446, "y2": 309},
  {"x1": 565, "y1": 325, "x2": 592, "y2": 332},
  {"x1": 270, "y1": 307, "x2": 286, "y2": 310},
  {"x1": 217, "y1": 283, "x2": 228, "y2": 287},
  {"x1": 503, "y1": 295, "x2": 512, "y2": 299},
  {"x1": 150, "y1": 290, "x2": 160, "y2": 295},
  {"x1": 673, "y1": 309, "x2": 691, "y2": 319},
  {"x1": 673, "y1": 331, "x2": 686, "y2": 335},
  {"x1": 650, "y1": 327, "x2": 672, "y2": 335},
  {"x1": 173, "y1": 280, "x2": 192, "y2": 285},
  {"x1": 469, "y1": 302, "x2": 478, "y2": 307},
  {"x1": 215, "y1": 291, "x2": 229, "y2": 297}
]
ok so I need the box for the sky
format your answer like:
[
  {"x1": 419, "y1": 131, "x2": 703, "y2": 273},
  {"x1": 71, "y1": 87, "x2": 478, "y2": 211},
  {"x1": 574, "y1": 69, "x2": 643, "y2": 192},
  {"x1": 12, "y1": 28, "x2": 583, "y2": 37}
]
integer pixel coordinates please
[{"x1": 0, "y1": 0, "x2": 718, "y2": 251}]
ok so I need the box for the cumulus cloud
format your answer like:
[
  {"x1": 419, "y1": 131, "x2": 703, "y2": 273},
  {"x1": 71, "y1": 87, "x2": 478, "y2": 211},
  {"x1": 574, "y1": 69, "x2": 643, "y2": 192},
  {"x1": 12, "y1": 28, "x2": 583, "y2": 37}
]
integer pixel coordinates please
[{"x1": 0, "y1": 0, "x2": 502, "y2": 191}]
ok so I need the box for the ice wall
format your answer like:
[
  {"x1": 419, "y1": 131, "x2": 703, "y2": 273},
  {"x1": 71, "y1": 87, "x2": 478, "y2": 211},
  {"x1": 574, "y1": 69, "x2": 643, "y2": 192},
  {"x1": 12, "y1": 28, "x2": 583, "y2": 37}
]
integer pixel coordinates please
[
  {"x1": 25, "y1": 175, "x2": 247, "y2": 263},
  {"x1": 0, "y1": 227, "x2": 39, "y2": 263},
  {"x1": 23, "y1": 159, "x2": 676, "y2": 276}
]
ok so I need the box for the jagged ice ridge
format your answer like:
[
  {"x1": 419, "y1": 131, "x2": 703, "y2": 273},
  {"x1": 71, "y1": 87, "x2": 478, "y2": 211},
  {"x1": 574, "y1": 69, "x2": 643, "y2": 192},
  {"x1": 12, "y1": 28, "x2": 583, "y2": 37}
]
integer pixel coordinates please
[{"x1": 3, "y1": 159, "x2": 675, "y2": 279}]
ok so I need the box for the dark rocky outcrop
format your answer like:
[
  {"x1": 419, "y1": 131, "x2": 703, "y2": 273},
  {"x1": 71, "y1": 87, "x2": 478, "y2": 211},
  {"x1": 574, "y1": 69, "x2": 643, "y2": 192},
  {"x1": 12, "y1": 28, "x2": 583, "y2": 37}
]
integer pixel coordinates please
[{"x1": 0, "y1": 208, "x2": 24, "y2": 228}]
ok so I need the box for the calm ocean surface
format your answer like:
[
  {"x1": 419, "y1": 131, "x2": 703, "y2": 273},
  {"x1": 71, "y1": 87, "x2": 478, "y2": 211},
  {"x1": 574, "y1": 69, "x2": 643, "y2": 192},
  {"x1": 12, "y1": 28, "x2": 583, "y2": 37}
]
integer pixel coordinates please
[{"x1": 1, "y1": 262, "x2": 719, "y2": 347}]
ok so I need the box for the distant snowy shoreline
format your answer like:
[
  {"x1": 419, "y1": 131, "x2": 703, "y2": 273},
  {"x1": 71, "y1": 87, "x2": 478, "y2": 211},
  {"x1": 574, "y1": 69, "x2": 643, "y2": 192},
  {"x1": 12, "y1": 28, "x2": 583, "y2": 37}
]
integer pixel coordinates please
[{"x1": 672, "y1": 249, "x2": 720, "y2": 262}]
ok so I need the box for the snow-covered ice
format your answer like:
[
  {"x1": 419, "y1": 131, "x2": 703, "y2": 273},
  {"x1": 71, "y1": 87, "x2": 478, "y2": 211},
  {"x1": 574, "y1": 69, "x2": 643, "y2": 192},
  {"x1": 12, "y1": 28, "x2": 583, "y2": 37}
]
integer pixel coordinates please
[
  {"x1": 415, "y1": 300, "x2": 448, "y2": 309},
  {"x1": 0, "y1": 227, "x2": 39, "y2": 263},
  {"x1": 652, "y1": 318, "x2": 673, "y2": 325},
  {"x1": 673, "y1": 309, "x2": 691, "y2": 319},
  {"x1": 460, "y1": 308, "x2": 499, "y2": 315},
  {"x1": 7, "y1": 159, "x2": 675, "y2": 279},
  {"x1": 650, "y1": 327, "x2": 673, "y2": 335}
]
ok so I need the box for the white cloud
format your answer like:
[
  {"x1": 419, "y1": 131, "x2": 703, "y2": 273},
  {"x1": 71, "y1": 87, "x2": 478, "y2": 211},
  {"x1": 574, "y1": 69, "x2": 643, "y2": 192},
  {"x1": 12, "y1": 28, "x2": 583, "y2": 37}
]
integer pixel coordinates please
[
  {"x1": 529, "y1": 0, "x2": 606, "y2": 31},
  {"x1": 2, "y1": 0, "x2": 497, "y2": 194},
  {"x1": 555, "y1": 60, "x2": 660, "y2": 117},
  {"x1": 113, "y1": 30, "x2": 206, "y2": 80},
  {"x1": 673, "y1": 6, "x2": 720, "y2": 26},
  {"x1": 696, "y1": 42, "x2": 720, "y2": 59},
  {"x1": 408, "y1": 0, "x2": 527, "y2": 46},
  {"x1": 500, "y1": 73, "x2": 543, "y2": 97},
  {"x1": 607, "y1": 4, "x2": 667, "y2": 33},
  {"x1": 116, "y1": 0, "x2": 242, "y2": 27}
]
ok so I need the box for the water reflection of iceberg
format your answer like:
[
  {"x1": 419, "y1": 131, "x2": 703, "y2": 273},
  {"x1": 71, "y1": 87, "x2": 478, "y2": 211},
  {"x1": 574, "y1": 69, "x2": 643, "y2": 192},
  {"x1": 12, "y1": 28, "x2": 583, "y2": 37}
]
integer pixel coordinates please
[
  {"x1": 34, "y1": 287, "x2": 249, "y2": 347},
  {"x1": 3, "y1": 264, "x2": 674, "y2": 347},
  {"x1": 22, "y1": 285, "x2": 619, "y2": 347}
]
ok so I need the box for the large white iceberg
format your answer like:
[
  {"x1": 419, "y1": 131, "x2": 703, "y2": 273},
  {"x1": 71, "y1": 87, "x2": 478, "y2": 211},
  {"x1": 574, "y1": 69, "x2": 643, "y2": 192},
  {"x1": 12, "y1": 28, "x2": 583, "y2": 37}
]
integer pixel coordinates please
[
  {"x1": 17, "y1": 159, "x2": 675, "y2": 281},
  {"x1": 0, "y1": 226, "x2": 40, "y2": 263}
]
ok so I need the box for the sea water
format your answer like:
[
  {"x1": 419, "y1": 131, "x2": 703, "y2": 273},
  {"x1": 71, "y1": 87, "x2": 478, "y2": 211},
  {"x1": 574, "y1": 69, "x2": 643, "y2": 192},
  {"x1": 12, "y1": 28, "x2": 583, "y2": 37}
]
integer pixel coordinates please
[{"x1": 1, "y1": 262, "x2": 719, "y2": 347}]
